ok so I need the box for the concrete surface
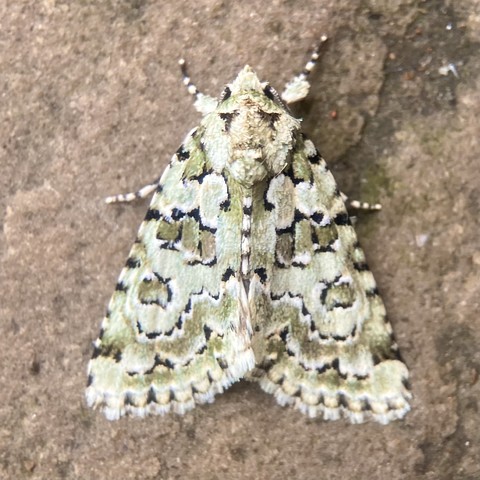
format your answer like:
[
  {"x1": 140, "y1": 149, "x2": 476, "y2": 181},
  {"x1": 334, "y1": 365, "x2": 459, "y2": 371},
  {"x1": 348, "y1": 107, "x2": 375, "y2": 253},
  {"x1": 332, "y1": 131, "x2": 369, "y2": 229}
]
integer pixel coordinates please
[{"x1": 1, "y1": 0, "x2": 479, "y2": 479}]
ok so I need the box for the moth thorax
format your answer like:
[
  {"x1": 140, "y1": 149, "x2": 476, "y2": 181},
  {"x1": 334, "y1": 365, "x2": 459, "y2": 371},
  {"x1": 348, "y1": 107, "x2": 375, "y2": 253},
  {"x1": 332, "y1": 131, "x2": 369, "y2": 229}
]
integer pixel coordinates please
[
  {"x1": 224, "y1": 105, "x2": 293, "y2": 187},
  {"x1": 228, "y1": 144, "x2": 292, "y2": 187},
  {"x1": 229, "y1": 148, "x2": 268, "y2": 187}
]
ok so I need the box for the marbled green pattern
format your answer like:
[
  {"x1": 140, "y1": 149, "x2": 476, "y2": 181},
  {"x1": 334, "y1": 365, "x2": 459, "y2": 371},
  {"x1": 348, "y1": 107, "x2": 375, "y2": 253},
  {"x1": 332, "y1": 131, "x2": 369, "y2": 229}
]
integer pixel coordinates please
[{"x1": 87, "y1": 66, "x2": 410, "y2": 423}]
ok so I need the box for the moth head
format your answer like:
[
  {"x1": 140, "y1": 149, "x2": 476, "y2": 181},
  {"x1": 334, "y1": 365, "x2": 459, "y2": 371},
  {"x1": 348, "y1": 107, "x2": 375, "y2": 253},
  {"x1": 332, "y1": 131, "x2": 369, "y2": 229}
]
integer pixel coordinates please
[
  {"x1": 228, "y1": 65, "x2": 264, "y2": 96},
  {"x1": 220, "y1": 66, "x2": 287, "y2": 110}
]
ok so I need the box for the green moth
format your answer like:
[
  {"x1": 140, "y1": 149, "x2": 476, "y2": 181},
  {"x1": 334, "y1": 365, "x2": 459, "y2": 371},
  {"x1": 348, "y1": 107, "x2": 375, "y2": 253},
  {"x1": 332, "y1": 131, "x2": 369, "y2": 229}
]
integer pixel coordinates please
[{"x1": 87, "y1": 38, "x2": 411, "y2": 423}]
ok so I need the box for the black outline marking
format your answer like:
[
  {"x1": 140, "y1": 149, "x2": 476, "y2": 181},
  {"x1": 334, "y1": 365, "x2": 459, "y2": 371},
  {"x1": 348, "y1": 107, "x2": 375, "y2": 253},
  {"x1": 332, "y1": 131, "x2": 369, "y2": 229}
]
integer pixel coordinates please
[
  {"x1": 204, "y1": 325, "x2": 213, "y2": 341},
  {"x1": 220, "y1": 197, "x2": 231, "y2": 211},
  {"x1": 263, "y1": 187, "x2": 275, "y2": 211},
  {"x1": 196, "y1": 344, "x2": 207, "y2": 356},
  {"x1": 138, "y1": 274, "x2": 172, "y2": 307},
  {"x1": 331, "y1": 300, "x2": 354, "y2": 310},
  {"x1": 316, "y1": 244, "x2": 336, "y2": 253},
  {"x1": 338, "y1": 393, "x2": 349, "y2": 409},
  {"x1": 331, "y1": 359, "x2": 348, "y2": 380},
  {"x1": 333, "y1": 212, "x2": 350, "y2": 226},
  {"x1": 353, "y1": 262, "x2": 370, "y2": 272},
  {"x1": 189, "y1": 208, "x2": 217, "y2": 234},
  {"x1": 290, "y1": 388, "x2": 302, "y2": 398},
  {"x1": 170, "y1": 208, "x2": 185, "y2": 221},
  {"x1": 145, "y1": 209, "x2": 161, "y2": 221},
  {"x1": 222, "y1": 268, "x2": 235, "y2": 282},
  {"x1": 162, "y1": 305, "x2": 187, "y2": 333},
  {"x1": 366, "y1": 287, "x2": 380, "y2": 297},
  {"x1": 187, "y1": 257, "x2": 217, "y2": 267},
  {"x1": 217, "y1": 358, "x2": 229, "y2": 370},
  {"x1": 147, "y1": 387, "x2": 157, "y2": 403},
  {"x1": 145, "y1": 331, "x2": 160, "y2": 340},
  {"x1": 308, "y1": 151, "x2": 321, "y2": 165},
  {"x1": 259, "y1": 358, "x2": 274, "y2": 372},
  {"x1": 258, "y1": 109, "x2": 280, "y2": 129},
  {"x1": 372, "y1": 354, "x2": 381, "y2": 365},
  {"x1": 221, "y1": 86, "x2": 232, "y2": 101},
  {"x1": 175, "y1": 145, "x2": 190, "y2": 161},
  {"x1": 91, "y1": 343, "x2": 122, "y2": 361},
  {"x1": 191, "y1": 168, "x2": 214, "y2": 184},
  {"x1": 115, "y1": 281, "x2": 128, "y2": 292},
  {"x1": 91, "y1": 345, "x2": 101, "y2": 360},
  {"x1": 254, "y1": 267, "x2": 268, "y2": 283},
  {"x1": 279, "y1": 328, "x2": 289, "y2": 343},
  {"x1": 311, "y1": 211, "x2": 324, "y2": 225},
  {"x1": 243, "y1": 202, "x2": 253, "y2": 216},
  {"x1": 362, "y1": 399, "x2": 373, "y2": 411},
  {"x1": 126, "y1": 257, "x2": 141, "y2": 268},
  {"x1": 124, "y1": 392, "x2": 135, "y2": 406},
  {"x1": 276, "y1": 224, "x2": 295, "y2": 236},
  {"x1": 318, "y1": 277, "x2": 356, "y2": 312},
  {"x1": 219, "y1": 111, "x2": 239, "y2": 132},
  {"x1": 219, "y1": 176, "x2": 231, "y2": 211},
  {"x1": 291, "y1": 260, "x2": 308, "y2": 269},
  {"x1": 294, "y1": 209, "x2": 307, "y2": 223},
  {"x1": 159, "y1": 357, "x2": 175, "y2": 369}
]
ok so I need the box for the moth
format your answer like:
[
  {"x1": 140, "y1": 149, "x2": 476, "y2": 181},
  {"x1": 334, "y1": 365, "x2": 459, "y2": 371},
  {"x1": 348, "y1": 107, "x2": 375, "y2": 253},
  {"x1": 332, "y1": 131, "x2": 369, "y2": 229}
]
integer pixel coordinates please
[{"x1": 86, "y1": 37, "x2": 411, "y2": 423}]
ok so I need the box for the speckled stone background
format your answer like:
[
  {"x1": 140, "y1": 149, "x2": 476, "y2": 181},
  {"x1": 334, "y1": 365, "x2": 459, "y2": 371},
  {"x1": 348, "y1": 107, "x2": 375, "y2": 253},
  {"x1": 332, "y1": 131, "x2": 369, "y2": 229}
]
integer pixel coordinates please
[{"x1": 1, "y1": 1, "x2": 479, "y2": 479}]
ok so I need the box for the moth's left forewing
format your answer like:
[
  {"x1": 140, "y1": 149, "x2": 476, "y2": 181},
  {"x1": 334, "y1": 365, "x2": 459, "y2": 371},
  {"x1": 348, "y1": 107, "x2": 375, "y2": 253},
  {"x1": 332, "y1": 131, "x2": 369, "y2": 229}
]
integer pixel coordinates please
[
  {"x1": 87, "y1": 131, "x2": 255, "y2": 420},
  {"x1": 250, "y1": 134, "x2": 411, "y2": 424}
]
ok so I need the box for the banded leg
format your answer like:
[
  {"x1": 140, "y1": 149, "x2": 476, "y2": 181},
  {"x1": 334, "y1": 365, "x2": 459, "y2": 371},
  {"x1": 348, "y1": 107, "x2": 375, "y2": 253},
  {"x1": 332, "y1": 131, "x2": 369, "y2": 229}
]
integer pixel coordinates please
[
  {"x1": 105, "y1": 179, "x2": 160, "y2": 204},
  {"x1": 348, "y1": 199, "x2": 382, "y2": 211},
  {"x1": 341, "y1": 192, "x2": 382, "y2": 211}
]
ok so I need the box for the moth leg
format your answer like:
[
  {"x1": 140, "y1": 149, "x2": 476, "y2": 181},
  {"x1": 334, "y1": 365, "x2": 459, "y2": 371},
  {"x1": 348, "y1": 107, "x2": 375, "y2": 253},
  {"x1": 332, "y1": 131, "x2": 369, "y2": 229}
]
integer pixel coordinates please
[
  {"x1": 348, "y1": 199, "x2": 382, "y2": 211},
  {"x1": 178, "y1": 58, "x2": 218, "y2": 114},
  {"x1": 281, "y1": 35, "x2": 328, "y2": 104},
  {"x1": 105, "y1": 178, "x2": 160, "y2": 204},
  {"x1": 341, "y1": 191, "x2": 382, "y2": 211}
]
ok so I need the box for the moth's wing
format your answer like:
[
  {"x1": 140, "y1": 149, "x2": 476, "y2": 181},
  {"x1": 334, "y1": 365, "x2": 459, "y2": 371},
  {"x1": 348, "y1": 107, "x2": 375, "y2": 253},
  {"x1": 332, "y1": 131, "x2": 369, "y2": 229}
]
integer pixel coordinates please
[
  {"x1": 249, "y1": 135, "x2": 411, "y2": 424},
  {"x1": 86, "y1": 136, "x2": 255, "y2": 420}
]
